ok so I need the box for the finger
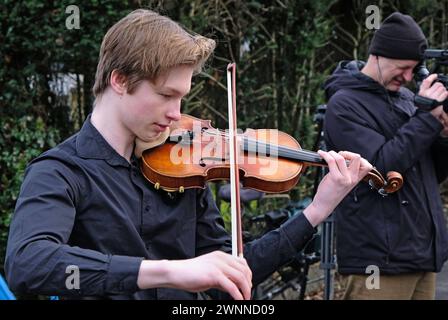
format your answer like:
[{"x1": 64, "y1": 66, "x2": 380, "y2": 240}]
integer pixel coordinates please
[
  {"x1": 217, "y1": 253, "x2": 252, "y2": 292},
  {"x1": 217, "y1": 275, "x2": 244, "y2": 300},
  {"x1": 339, "y1": 151, "x2": 372, "y2": 171},
  {"x1": 442, "y1": 128, "x2": 448, "y2": 137},
  {"x1": 222, "y1": 265, "x2": 252, "y2": 300},
  {"x1": 337, "y1": 150, "x2": 360, "y2": 161},
  {"x1": 318, "y1": 150, "x2": 344, "y2": 181},
  {"x1": 329, "y1": 150, "x2": 350, "y2": 179},
  {"x1": 431, "y1": 85, "x2": 448, "y2": 101},
  {"x1": 342, "y1": 151, "x2": 373, "y2": 171},
  {"x1": 345, "y1": 151, "x2": 360, "y2": 172},
  {"x1": 431, "y1": 105, "x2": 444, "y2": 118},
  {"x1": 438, "y1": 90, "x2": 448, "y2": 102},
  {"x1": 430, "y1": 81, "x2": 444, "y2": 91},
  {"x1": 440, "y1": 119, "x2": 448, "y2": 133},
  {"x1": 236, "y1": 257, "x2": 253, "y2": 285},
  {"x1": 226, "y1": 256, "x2": 252, "y2": 290},
  {"x1": 423, "y1": 81, "x2": 448, "y2": 102},
  {"x1": 420, "y1": 74, "x2": 438, "y2": 91},
  {"x1": 340, "y1": 151, "x2": 374, "y2": 183},
  {"x1": 340, "y1": 151, "x2": 360, "y2": 183},
  {"x1": 440, "y1": 112, "x2": 448, "y2": 124},
  {"x1": 359, "y1": 157, "x2": 373, "y2": 174}
]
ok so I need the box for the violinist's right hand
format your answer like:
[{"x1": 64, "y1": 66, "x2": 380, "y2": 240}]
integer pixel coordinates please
[
  {"x1": 137, "y1": 250, "x2": 252, "y2": 300},
  {"x1": 303, "y1": 150, "x2": 372, "y2": 227}
]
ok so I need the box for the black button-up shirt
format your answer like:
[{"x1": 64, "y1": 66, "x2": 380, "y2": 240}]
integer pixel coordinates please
[{"x1": 5, "y1": 116, "x2": 315, "y2": 299}]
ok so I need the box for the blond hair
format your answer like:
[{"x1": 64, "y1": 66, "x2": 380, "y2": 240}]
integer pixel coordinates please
[{"x1": 93, "y1": 9, "x2": 216, "y2": 98}]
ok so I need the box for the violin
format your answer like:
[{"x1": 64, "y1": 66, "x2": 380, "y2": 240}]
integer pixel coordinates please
[{"x1": 139, "y1": 113, "x2": 403, "y2": 196}]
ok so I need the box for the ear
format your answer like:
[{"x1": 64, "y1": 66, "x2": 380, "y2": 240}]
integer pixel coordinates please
[{"x1": 110, "y1": 70, "x2": 127, "y2": 95}]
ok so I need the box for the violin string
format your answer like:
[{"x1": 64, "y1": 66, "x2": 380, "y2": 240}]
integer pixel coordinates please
[
  {"x1": 245, "y1": 140, "x2": 321, "y2": 163},
  {"x1": 208, "y1": 130, "x2": 320, "y2": 159},
  {"x1": 186, "y1": 129, "x2": 363, "y2": 170},
  {"x1": 202, "y1": 130, "x2": 325, "y2": 164},
  {"x1": 212, "y1": 129, "x2": 321, "y2": 157},
  {"x1": 207, "y1": 130, "x2": 323, "y2": 162},
  {"x1": 206, "y1": 130, "x2": 359, "y2": 166}
]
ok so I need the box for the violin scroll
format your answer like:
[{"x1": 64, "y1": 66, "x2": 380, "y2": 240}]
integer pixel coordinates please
[
  {"x1": 383, "y1": 171, "x2": 404, "y2": 194},
  {"x1": 365, "y1": 168, "x2": 403, "y2": 196}
]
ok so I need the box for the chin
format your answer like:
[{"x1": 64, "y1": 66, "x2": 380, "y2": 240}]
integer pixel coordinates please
[
  {"x1": 387, "y1": 85, "x2": 400, "y2": 92},
  {"x1": 147, "y1": 132, "x2": 162, "y2": 141},
  {"x1": 136, "y1": 132, "x2": 160, "y2": 143}
]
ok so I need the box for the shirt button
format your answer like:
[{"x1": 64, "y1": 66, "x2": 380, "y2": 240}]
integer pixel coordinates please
[
  {"x1": 401, "y1": 200, "x2": 409, "y2": 206},
  {"x1": 145, "y1": 206, "x2": 150, "y2": 212}
]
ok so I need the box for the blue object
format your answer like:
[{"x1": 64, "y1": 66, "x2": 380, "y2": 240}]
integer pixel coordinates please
[{"x1": 0, "y1": 274, "x2": 15, "y2": 300}]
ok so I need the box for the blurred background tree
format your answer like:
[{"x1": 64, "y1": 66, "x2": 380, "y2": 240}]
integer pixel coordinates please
[{"x1": 1, "y1": 0, "x2": 448, "y2": 278}]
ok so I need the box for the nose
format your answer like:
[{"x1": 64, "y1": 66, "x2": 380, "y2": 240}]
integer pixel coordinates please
[
  {"x1": 403, "y1": 68, "x2": 414, "y2": 83},
  {"x1": 165, "y1": 100, "x2": 182, "y2": 122}
]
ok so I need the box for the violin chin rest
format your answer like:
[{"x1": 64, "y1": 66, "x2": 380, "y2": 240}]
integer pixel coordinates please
[{"x1": 134, "y1": 129, "x2": 170, "y2": 158}]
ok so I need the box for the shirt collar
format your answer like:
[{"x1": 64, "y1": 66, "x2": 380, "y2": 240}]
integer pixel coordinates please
[{"x1": 76, "y1": 114, "x2": 131, "y2": 167}]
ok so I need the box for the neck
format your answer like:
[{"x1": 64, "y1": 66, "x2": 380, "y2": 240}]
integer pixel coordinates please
[
  {"x1": 91, "y1": 96, "x2": 135, "y2": 162},
  {"x1": 242, "y1": 137, "x2": 325, "y2": 165}
]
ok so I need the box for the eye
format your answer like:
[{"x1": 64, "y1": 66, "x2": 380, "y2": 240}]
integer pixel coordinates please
[{"x1": 159, "y1": 93, "x2": 172, "y2": 98}]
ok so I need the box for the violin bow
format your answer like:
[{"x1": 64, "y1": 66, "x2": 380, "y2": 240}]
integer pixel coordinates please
[{"x1": 227, "y1": 63, "x2": 244, "y2": 257}]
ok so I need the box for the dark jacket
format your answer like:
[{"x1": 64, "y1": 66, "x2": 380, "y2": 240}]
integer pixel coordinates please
[
  {"x1": 4, "y1": 116, "x2": 315, "y2": 299},
  {"x1": 324, "y1": 60, "x2": 448, "y2": 275}
]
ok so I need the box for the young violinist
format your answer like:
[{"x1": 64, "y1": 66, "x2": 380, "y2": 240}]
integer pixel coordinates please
[{"x1": 5, "y1": 9, "x2": 372, "y2": 300}]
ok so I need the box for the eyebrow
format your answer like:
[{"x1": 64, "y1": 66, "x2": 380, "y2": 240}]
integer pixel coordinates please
[
  {"x1": 162, "y1": 87, "x2": 189, "y2": 97},
  {"x1": 397, "y1": 63, "x2": 417, "y2": 69}
]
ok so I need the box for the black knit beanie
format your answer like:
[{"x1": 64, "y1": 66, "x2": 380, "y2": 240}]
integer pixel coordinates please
[{"x1": 369, "y1": 12, "x2": 427, "y2": 60}]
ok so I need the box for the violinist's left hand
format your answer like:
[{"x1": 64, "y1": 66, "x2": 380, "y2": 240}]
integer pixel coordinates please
[{"x1": 303, "y1": 150, "x2": 372, "y2": 227}]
